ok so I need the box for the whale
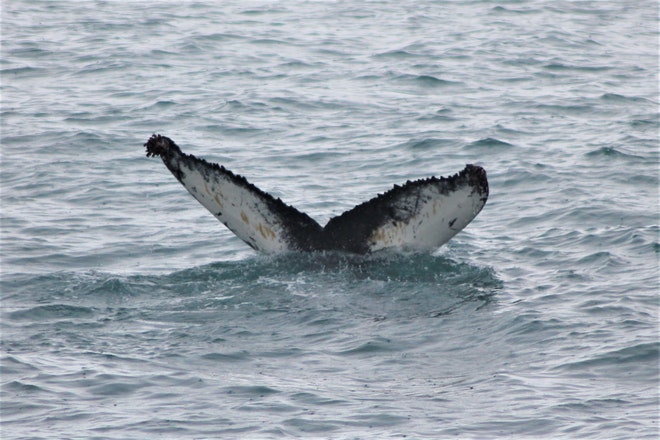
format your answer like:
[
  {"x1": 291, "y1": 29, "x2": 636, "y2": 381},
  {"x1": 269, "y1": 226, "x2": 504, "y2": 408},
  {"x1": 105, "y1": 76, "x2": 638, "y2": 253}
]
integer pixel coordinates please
[{"x1": 144, "y1": 134, "x2": 488, "y2": 254}]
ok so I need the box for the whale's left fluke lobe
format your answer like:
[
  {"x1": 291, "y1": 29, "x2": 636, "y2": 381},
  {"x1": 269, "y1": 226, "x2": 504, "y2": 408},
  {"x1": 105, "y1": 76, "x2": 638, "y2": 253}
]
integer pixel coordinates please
[
  {"x1": 145, "y1": 134, "x2": 323, "y2": 253},
  {"x1": 145, "y1": 134, "x2": 489, "y2": 254}
]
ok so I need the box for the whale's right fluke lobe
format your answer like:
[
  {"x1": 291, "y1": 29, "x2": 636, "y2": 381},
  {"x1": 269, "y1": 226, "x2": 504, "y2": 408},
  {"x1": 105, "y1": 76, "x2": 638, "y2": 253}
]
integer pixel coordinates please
[
  {"x1": 323, "y1": 165, "x2": 489, "y2": 253},
  {"x1": 145, "y1": 134, "x2": 488, "y2": 254}
]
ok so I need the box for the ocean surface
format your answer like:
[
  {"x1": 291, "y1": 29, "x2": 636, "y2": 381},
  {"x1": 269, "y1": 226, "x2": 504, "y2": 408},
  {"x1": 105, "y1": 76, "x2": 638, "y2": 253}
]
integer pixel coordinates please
[{"x1": 1, "y1": 1, "x2": 658, "y2": 438}]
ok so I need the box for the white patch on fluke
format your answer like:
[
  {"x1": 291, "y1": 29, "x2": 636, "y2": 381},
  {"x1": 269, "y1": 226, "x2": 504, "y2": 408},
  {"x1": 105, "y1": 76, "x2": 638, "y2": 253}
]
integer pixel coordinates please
[
  {"x1": 175, "y1": 159, "x2": 289, "y2": 253},
  {"x1": 367, "y1": 184, "x2": 482, "y2": 252}
]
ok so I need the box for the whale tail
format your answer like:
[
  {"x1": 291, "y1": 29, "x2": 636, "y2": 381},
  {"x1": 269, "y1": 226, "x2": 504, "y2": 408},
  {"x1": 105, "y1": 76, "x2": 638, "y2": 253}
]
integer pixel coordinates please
[{"x1": 145, "y1": 134, "x2": 488, "y2": 254}]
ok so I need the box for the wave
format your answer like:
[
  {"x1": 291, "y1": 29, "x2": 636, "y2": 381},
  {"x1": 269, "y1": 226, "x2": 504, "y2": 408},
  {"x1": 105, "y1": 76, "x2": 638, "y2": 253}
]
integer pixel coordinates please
[
  {"x1": 8, "y1": 304, "x2": 96, "y2": 321},
  {"x1": 554, "y1": 342, "x2": 659, "y2": 374},
  {"x1": 585, "y1": 146, "x2": 646, "y2": 161},
  {"x1": 393, "y1": 73, "x2": 462, "y2": 88},
  {"x1": 465, "y1": 137, "x2": 514, "y2": 149}
]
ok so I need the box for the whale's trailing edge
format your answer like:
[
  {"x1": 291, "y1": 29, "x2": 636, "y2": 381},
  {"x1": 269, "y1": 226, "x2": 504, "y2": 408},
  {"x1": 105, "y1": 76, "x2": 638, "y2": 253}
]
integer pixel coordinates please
[{"x1": 145, "y1": 134, "x2": 488, "y2": 254}]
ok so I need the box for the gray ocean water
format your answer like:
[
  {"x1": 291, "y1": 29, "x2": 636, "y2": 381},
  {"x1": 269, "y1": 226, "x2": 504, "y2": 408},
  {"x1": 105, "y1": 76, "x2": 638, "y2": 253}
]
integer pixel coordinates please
[{"x1": 1, "y1": 1, "x2": 659, "y2": 438}]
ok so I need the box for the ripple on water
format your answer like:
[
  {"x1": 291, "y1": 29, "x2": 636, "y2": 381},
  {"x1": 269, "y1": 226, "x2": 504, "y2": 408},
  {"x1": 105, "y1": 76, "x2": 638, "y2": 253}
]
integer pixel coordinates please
[{"x1": 2, "y1": 0, "x2": 658, "y2": 438}]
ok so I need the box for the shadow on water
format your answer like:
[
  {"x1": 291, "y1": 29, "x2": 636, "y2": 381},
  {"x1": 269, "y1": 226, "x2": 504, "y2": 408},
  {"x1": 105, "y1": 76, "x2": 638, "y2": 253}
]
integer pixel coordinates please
[
  {"x1": 172, "y1": 251, "x2": 497, "y2": 280},
  {"x1": 3, "y1": 253, "x2": 501, "y2": 323}
]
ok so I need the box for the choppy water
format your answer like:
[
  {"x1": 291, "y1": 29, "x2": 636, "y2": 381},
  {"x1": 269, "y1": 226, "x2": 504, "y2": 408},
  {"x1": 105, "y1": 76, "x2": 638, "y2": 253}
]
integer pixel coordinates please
[{"x1": 1, "y1": 1, "x2": 658, "y2": 438}]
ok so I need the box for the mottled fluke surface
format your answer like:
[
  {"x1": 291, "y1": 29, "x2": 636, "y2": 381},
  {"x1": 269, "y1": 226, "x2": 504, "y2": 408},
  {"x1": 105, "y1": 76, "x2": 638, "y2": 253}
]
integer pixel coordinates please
[{"x1": 145, "y1": 134, "x2": 488, "y2": 254}]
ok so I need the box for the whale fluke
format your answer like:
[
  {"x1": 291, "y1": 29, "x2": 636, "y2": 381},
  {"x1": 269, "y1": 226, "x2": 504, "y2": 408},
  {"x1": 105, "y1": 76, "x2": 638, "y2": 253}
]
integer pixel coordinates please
[{"x1": 145, "y1": 134, "x2": 488, "y2": 254}]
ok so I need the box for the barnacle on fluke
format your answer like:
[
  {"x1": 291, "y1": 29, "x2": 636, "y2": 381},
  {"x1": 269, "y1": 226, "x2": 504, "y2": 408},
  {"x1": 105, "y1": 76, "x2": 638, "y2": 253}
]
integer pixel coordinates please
[{"x1": 145, "y1": 134, "x2": 488, "y2": 254}]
